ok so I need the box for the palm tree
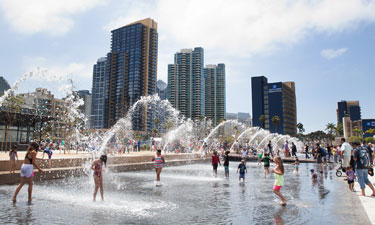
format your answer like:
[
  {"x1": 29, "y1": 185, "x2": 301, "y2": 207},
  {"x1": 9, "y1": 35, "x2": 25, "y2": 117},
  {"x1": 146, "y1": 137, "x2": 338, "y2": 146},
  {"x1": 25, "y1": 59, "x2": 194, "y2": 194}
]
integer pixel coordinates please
[
  {"x1": 259, "y1": 115, "x2": 266, "y2": 129},
  {"x1": 325, "y1": 123, "x2": 336, "y2": 141},
  {"x1": 296, "y1": 123, "x2": 305, "y2": 134},
  {"x1": 271, "y1": 116, "x2": 280, "y2": 133}
]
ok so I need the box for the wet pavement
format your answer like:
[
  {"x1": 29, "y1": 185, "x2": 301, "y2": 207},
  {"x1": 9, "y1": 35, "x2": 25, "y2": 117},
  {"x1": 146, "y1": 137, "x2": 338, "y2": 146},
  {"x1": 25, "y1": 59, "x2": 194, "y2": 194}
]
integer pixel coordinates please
[{"x1": 0, "y1": 162, "x2": 371, "y2": 224}]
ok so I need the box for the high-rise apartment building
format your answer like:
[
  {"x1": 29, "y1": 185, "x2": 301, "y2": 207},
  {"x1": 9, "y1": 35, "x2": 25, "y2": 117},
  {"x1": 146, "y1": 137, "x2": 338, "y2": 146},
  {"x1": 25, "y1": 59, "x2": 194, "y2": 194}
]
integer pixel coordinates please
[
  {"x1": 167, "y1": 47, "x2": 204, "y2": 120},
  {"x1": 204, "y1": 64, "x2": 226, "y2": 125},
  {"x1": 251, "y1": 76, "x2": 297, "y2": 136},
  {"x1": 106, "y1": 18, "x2": 158, "y2": 131},
  {"x1": 336, "y1": 100, "x2": 361, "y2": 125},
  {"x1": 91, "y1": 57, "x2": 107, "y2": 129}
]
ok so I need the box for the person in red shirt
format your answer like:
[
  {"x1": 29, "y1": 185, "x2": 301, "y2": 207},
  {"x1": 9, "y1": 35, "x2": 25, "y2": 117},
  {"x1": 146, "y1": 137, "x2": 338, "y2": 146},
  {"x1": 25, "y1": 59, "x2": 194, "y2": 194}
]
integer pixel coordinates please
[{"x1": 212, "y1": 151, "x2": 221, "y2": 176}]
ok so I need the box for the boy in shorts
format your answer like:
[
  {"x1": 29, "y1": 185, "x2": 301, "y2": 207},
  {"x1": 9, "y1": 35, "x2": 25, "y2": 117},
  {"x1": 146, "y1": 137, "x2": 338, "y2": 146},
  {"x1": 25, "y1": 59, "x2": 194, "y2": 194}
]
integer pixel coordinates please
[{"x1": 237, "y1": 160, "x2": 247, "y2": 182}]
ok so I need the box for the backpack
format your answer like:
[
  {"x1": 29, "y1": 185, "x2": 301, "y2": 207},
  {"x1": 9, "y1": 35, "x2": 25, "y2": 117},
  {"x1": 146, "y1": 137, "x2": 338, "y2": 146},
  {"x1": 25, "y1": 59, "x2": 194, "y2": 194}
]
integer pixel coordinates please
[
  {"x1": 320, "y1": 147, "x2": 327, "y2": 157},
  {"x1": 358, "y1": 147, "x2": 370, "y2": 169}
]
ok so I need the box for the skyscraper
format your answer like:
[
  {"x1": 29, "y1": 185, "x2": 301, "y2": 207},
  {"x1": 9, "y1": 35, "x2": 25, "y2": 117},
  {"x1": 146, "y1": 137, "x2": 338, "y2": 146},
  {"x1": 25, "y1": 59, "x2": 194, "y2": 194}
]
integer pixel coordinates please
[
  {"x1": 251, "y1": 76, "x2": 297, "y2": 136},
  {"x1": 167, "y1": 47, "x2": 204, "y2": 120},
  {"x1": 91, "y1": 57, "x2": 107, "y2": 129},
  {"x1": 204, "y1": 64, "x2": 226, "y2": 125},
  {"x1": 106, "y1": 18, "x2": 158, "y2": 131},
  {"x1": 336, "y1": 100, "x2": 361, "y2": 124}
]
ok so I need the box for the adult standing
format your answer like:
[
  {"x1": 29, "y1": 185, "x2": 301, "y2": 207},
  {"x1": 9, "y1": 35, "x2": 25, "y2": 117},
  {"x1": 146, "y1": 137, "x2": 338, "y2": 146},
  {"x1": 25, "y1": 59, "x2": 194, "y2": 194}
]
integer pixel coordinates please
[
  {"x1": 315, "y1": 143, "x2": 323, "y2": 173},
  {"x1": 284, "y1": 141, "x2": 290, "y2": 158},
  {"x1": 304, "y1": 145, "x2": 310, "y2": 159},
  {"x1": 12, "y1": 142, "x2": 43, "y2": 202},
  {"x1": 291, "y1": 142, "x2": 297, "y2": 158},
  {"x1": 340, "y1": 138, "x2": 353, "y2": 169},
  {"x1": 268, "y1": 141, "x2": 274, "y2": 158},
  {"x1": 137, "y1": 140, "x2": 141, "y2": 152},
  {"x1": 353, "y1": 142, "x2": 375, "y2": 196}
]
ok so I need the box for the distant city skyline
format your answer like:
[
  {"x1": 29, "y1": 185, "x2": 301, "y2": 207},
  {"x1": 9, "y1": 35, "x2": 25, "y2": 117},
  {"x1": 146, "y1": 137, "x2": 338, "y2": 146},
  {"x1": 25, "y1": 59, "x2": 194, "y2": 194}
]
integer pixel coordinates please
[{"x1": 1, "y1": 1, "x2": 375, "y2": 132}]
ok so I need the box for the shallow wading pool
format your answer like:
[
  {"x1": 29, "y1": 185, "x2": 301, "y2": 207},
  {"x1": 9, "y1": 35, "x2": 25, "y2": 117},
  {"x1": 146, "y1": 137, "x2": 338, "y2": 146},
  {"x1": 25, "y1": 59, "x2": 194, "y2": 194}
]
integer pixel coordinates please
[{"x1": 0, "y1": 162, "x2": 370, "y2": 224}]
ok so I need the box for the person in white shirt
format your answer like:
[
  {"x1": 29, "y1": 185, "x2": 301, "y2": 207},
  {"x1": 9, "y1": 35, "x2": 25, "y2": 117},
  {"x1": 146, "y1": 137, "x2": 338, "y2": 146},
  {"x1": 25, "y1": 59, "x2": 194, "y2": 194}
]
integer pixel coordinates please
[{"x1": 340, "y1": 138, "x2": 353, "y2": 168}]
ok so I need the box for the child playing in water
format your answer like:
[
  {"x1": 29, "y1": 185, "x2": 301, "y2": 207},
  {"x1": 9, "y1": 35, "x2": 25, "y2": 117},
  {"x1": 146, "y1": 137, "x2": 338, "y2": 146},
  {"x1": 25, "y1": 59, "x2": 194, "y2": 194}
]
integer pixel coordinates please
[
  {"x1": 152, "y1": 149, "x2": 165, "y2": 186},
  {"x1": 294, "y1": 158, "x2": 300, "y2": 174},
  {"x1": 211, "y1": 151, "x2": 221, "y2": 177},
  {"x1": 310, "y1": 169, "x2": 318, "y2": 180},
  {"x1": 91, "y1": 155, "x2": 107, "y2": 201},
  {"x1": 261, "y1": 153, "x2": 271, "y2": 177},
  {"x1": 223, "y1": 151, "x2": 230, "y2": 178},
  {"x1": 9, "y1": 145, "x2": 18, "y2": 173},
  {"x1": 272, "y1": 156, "x2": 287, "y2": 206},
  {"x1": 258, "y1": 150, "x2": 263, "y2": 166},
  {"x1": 237, "y1": 160, "x2": 247, "y2": 182},
  {"x1": 346, "y1": 166, "x2": 356, "y2": 192}
]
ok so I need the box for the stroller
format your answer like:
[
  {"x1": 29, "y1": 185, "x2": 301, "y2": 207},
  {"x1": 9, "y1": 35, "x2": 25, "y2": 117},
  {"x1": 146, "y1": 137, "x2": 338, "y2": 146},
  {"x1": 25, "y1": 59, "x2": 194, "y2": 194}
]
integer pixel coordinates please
[{"x1": 336, "y1": 159, "x2": 346, "y2": 177}]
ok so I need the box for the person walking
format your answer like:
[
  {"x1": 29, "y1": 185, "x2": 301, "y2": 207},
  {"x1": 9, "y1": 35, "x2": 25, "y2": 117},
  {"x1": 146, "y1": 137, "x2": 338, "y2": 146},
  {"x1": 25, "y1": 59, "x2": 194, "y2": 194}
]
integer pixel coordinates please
[{"x1": 353, "y1": 141, "x2": 375, "y2": 196}]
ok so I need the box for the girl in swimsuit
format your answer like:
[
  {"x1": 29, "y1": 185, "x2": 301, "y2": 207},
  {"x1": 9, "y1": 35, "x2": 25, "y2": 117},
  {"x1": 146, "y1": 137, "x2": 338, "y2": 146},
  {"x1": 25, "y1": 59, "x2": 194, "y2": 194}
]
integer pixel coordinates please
[
  {"x1": 272, "y1": 156, "x2": 287, "y2": 206},
  {"x1": 91, "y1": 155, "x2": 107, "y2": 201},
  {"x1": 152, "y1": 150, "x2": 165, "y2": 186},
  {"x1": 9, "y1": 145, "x2": 19, "y2": 173},
  {"x1": 12, "y1": 142, "x2": 43, "y2": 202}
]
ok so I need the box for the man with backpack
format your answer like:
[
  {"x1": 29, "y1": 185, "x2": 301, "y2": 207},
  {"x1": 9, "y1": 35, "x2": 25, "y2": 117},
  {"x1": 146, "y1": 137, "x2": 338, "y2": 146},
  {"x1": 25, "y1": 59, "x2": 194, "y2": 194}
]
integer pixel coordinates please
[{"x1": 353, "y1": 141, "x2": 375, "y2": 196}]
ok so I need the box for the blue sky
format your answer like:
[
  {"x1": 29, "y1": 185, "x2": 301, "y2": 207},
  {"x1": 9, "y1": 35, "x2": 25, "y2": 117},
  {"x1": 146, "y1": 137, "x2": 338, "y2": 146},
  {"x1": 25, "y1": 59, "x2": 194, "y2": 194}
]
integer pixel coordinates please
[{"x1": 0, "y1": 0, "x2": 375, "y2": 133}]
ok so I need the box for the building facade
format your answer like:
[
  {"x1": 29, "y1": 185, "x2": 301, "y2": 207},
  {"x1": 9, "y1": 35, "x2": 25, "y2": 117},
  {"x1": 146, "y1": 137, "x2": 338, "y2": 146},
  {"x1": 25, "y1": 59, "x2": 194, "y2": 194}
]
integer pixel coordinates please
[
  {"x1": 251, "y1": 76, "x2": 297, "y2": 135},
  {"x1": 77, "y1": 90, "x2": 92, "y2": 129},
  {"x1": 204, "y1": 64, "x2": 225, "y2": 125},
  {"x1": 106, "y1": 18, "x2": 158, "y2": 131},
  {"x1": 167, "y1": 47, "x2": 204, "y2": 120},
  {"x1": 337, "y1": 100, "x2": 361, "y2": 125},
  {"x1": 91, "y1": 57, "x2": 108, "y2": 129},
  {"x1": 0, "y1": 76, "x2": 10, "y2": 95},
  {"x1": 156, "y1": 80, "x2": 167, "y2": 100}
]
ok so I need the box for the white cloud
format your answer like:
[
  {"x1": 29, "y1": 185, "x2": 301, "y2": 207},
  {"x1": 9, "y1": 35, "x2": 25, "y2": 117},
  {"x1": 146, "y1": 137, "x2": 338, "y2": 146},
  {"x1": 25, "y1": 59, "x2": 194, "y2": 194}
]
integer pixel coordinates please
[
  {"x1": 105, "y1": 0, "x2": 375, "y2": 57},
  {"x1": 320, "y1": 48, "x2": 348, "y2": 59},
  {"x1": 0, "y1": 0, "x2": 107, "y2": 35},
  {"x1": 103, "y1": 0, "x2": 375, "y2": 83}
]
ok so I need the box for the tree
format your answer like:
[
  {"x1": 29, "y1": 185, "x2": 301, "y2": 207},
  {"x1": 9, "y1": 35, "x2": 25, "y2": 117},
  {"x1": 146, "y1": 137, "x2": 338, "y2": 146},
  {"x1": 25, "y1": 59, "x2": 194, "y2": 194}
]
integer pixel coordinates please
[
  {"x1": 271, "y1": 116, "x2": 280, "y2": 133},
  {"x1": 365, "y1": 137, "x2": 375, "y2": 144},
  {"x1": 152, "y1": 128, "x2": 158, "y2": 137},
  {"x1": 353, "y1": 128, "x2": 362, "y2": 137},
  {"x1": 365, "y1": 128, "x2": 375, "y2": 135},
  {"x1": 296, "y1": 123, "x2": 305, "y2": 134},
  {"x1": 349, "y1": 136, "x2": 362, "y2": 143},
  {"x1": 259, "y1": 115, "x2": 266, "y2": 129},
  {"x1": 1, "y1": 93, "x2": 24, "y2": 152},
  {"x1": 336, "y1": 122, "x2": 343, "y2": 136},
  {"x1": 325, "y1": 123, "x2": 337, "y2": 141}
]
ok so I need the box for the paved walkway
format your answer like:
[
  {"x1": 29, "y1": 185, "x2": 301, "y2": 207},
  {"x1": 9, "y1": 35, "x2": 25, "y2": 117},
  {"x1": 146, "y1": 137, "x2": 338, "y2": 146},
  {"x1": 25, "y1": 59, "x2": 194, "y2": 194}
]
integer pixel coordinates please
[{"x1": 352, "y1": 173, "x2": 375, "y2": 224}]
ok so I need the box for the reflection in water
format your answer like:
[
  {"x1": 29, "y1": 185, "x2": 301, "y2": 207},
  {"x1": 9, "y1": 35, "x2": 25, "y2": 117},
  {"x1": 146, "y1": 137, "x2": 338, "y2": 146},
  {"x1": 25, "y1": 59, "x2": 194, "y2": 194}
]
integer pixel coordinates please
[{"x1": 273, "y1": 207, "x2": 286, "y2": 225}]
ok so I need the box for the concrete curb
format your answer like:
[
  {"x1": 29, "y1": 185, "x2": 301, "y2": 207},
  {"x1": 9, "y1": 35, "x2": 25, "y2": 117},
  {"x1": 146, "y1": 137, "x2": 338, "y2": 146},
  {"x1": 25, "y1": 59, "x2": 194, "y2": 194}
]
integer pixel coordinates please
[{"x1": 0, "y1": 158, "x2": 208, "y2": 185}]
